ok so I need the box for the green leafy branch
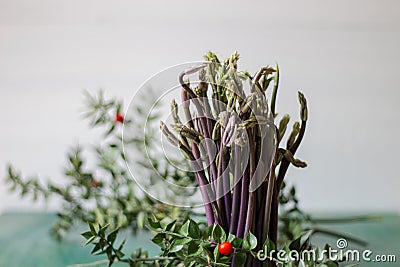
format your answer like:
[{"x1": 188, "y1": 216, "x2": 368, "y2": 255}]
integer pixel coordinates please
[
  {"x1": 82, "y1": 216, "x2": 357, "y2": 267},
  {"x1": 4, "y1": 89, "x2": 196, "y2": 239}
]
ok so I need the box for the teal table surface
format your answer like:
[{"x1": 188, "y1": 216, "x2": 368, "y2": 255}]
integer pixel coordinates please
[
  {"x1": 0, "y1": 213, "x2": 158, "y2": 267},
  {"x1": 0, "y1": 212, "x2": 398, "y2": 267}
]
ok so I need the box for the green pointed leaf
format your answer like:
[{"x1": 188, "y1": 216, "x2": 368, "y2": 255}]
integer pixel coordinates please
[
  {"x1": 89, "y1": 223, "x2": 97, "y2": 235},
  {"x1": 243, "y1": 232, "x2": 257, "y2": 250},
  {"x1": 212, "y1": 224, "x2": 226, "y2": 243},
  {"x1": 188, "y1": 241, "x2": 203, "y2": 257},
  {"x1": 98, "y1": 224, "x2": 110, "y2": 237},
  {"x1": 84, "y1": 236, "x2": 96, "y2": 246},
  {"x1": 107, "y1": 228, "x2": 119, "y2": 244},
  {"x1": 147, "y1": 217, "x2": 161, "y2": 230},
  {"x1": 90, "y1": 242, "x2": 102, "y2": 254},
  {"x1": 169, "y1": 240, "x2": 184, "y2": 253},
  {"x1": 263, "y1": 237, "x2": 276, "y2": 254},
  {"x1": 180, "y1": 220, "x2": 190, "y2": 236},
  {"x1": 152, "y1": 233, "x2": 165, "y2": 245},
  {"x1": 234, "y1": 251, "x2": 247, "y2": 266},
  {"x1": 289, "y1": 230, "x2": 313, "y2": 251},
  {"x1": 81, "y1": 231, "x2": 93, "y2": 240},
  {"x1": 188, "y1": 219, "x2": 200, "y2": 239},
  {"x1": 160, "y1": 217, "x2": 175, "y2": 231},
  {"x1": 227, "y1": 234, "x2": 235, "y2": 242},
  {"x1": 232, "y1": 237, "x2": 243, "y2": 249}
]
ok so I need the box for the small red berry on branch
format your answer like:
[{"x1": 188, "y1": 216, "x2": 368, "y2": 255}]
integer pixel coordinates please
[
  {"x1": 155, "y1": 203, "x2": 164, "y2": 211},
  {"x1": 91, "y1": 179, "x2": 102, "y2": 188},
  {"x1": 115, "y1": 113, "x2": 124, "y2": 123},
  {"x1": 218, "y1": 241, "x2": 233, "y2": 256}
]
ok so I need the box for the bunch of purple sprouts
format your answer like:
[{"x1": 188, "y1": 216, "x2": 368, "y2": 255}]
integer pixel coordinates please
[{"x1": 161, "y1": 52, "x2": 308, "y2": 266}]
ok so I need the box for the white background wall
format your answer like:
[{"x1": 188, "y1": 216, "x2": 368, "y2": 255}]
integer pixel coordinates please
[{"x1": 0, "y1": 0, "x2": 399, "y2": 213}]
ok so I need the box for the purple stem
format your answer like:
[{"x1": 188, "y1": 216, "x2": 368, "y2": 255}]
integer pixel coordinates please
[
  {"x1": 236, "y1": 164, "x2": 249, "y2": 239},
  {"x1": 244, "y1": 129, "x2": 256, "y2": 236},
  {"x1": 191, "y1": 143, "x2": 215, "y2": 225},
  {"x1": 216, "y1": 145, "x2": 229, "y2": 231},
  {"x1": 229, "y1": 146, "x2": 242, "y2": 235},
  {"x1": 221, "y1": 148, "x2": 232, "y2": 228},
  {"x1": 181, "y1": 90, "x2": 216, "y2": 225},
  {"x1": 179, "y1": 72, "x2": 218, "y2": 187}
]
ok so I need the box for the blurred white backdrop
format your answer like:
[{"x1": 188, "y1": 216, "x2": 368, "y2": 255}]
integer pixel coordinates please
[{"x1": 0, "y1": 0, "x2": 399, "y2": 213}]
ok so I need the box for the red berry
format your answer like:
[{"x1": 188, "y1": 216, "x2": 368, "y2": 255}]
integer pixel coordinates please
[
  {"x1": 115, "y1": 113, "x2": 124, "y2": 123},
  {"x1": 91, "y1": 179, "x2": 102, "y2": 188},
  {"x1": 155, "y1": 204, "x2": 164, "y2": 211},
  {"x1": 218, "y1": 241, "x2": 233, "y2": 256}
]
